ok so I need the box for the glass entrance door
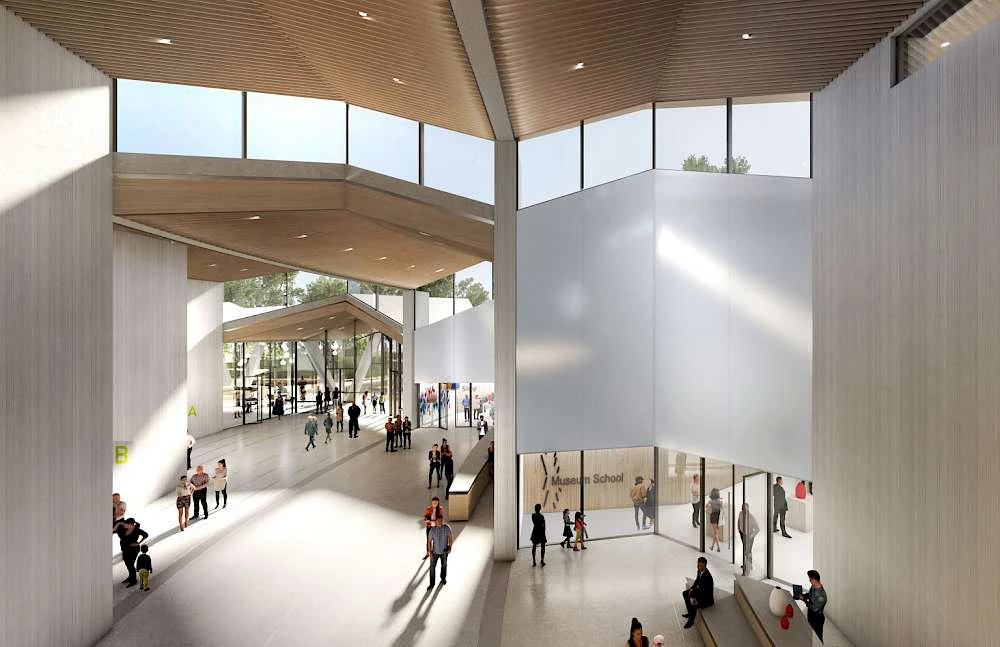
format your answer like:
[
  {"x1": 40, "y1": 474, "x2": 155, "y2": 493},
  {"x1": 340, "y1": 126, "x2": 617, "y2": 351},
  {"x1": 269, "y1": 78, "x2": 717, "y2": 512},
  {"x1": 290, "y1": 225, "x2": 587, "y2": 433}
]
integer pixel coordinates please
[
  {"x1": 438, "y1": 382, "x2": 450, "y2": 430},
  {"x1": 737, "y1": 471, "x2": 768, "y2": 578}
]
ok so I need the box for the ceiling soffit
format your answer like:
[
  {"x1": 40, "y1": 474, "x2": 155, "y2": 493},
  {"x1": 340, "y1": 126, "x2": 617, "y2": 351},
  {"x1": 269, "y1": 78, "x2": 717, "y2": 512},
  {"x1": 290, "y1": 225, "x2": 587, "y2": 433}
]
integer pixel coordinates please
[
  {"x1": 486, "y1": 0, "x2": 925, "y2": 137},
  {"x1": 0, "y1": 0, "x2": 493, "y2": 138}
]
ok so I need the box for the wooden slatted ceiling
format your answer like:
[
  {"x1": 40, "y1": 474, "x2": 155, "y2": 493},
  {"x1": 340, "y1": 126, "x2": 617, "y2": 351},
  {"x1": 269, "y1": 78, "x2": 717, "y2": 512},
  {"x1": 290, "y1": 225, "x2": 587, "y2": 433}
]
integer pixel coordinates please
[
  {"x1": 487, "y1": 0, "x2": 925, "y2": 137},
  {"x1": 187, "y1": 246, "x2": 288, "y2": 282},
  {"x1": 223, "y1": 298, "x2": 402, "y2": 343},
  {"x1": 0, "y1": 0, "x2": 493, "y2": 139}
]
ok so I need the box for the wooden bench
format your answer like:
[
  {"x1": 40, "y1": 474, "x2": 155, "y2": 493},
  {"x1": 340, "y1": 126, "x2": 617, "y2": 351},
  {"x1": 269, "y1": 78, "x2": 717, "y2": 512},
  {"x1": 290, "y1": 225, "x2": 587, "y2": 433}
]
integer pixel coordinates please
[{"x1": 446, "y1": 431, "x2": 492, "y2": 521}]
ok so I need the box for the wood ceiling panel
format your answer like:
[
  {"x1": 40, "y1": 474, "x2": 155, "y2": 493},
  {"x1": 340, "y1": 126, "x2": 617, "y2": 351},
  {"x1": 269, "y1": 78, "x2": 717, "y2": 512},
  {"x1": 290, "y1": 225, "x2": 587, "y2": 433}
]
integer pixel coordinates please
[
  {"x1": 0, "y1": 0, "x2": 493, "y2": 138},
  {"x1": 123, "y1": 210, "x2": 483, "y2": 289},
  {"x1": 187, "y1": 246, "x2": 287, "y2": 282},
  {"x1": 223, "y1": 298, "x2": 401, "y2": 342},
  {"x1": 486, "y1": 0, "x2": 924, "y2": 136},
  {"x1": 115, "y1": 177, "x2": 345, "y2": 215}
]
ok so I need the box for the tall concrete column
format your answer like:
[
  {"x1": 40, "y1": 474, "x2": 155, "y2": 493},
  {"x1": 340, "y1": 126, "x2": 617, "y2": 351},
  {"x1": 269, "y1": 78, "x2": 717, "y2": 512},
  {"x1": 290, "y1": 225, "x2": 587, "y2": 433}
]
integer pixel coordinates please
[
  {"x1": 493, "y1": 139, "x2": 517, "y2": 560},
  {"x1": 402, "y1": 289, "x2": 416, "y2": 422}
]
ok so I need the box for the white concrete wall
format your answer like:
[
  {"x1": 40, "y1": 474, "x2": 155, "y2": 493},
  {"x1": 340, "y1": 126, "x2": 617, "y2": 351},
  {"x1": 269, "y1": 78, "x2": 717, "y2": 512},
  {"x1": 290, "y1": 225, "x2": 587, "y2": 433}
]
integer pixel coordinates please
[
  {"x1": 516, "y1": 169, "x2": 812, "y2": 480},
  {"x1": 414, "y1": 300, "x2": 495, "y2": 383},
  {"x1": 188, "y1": 279, "x2": 224, "y2": 438},
  {"x1": 113, "y1": 229, "x2": 188, "y2": 510},
  {"x1": 0, "y1": 7, "x2": 113, "y2": 645},
  {"x1": 814, "y1": 21, "x2": 1000, "y2": 647}
]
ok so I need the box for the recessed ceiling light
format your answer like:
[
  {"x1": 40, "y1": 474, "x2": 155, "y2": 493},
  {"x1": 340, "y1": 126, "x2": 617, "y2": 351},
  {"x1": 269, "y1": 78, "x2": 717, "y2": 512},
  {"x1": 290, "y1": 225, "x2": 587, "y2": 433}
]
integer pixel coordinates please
[
  {"x1": 208, "y1": 263, "x2": 217, "y2": 267},
  {"x1": 940, "y1": 41, "x2": 951, "y2": 48},
  {"x1": 419, "y1": 231, "x2": 431, "y2": 237},
  {"x1": 295, "y1": 234, "x2": 308, "y2": 239},
  {"x1": 153, "y1": 37, "x2": 172, "y2": 45},
  {"x1": 358, "y1": 10, "x2": 368, "y2": 18},
  {"x1": 573, "y1": 62, "x2": 585, "y2": 70},
  {"x1": 343, "y1": 247, "x2": 354, "y2": 252},
  {"x1": 329, "y1": 316, "x2": 336, "y2": 320},
  {"x1": 297, "y1": 327, "x2": 304, "y2": 331},
  {"x1": 240, "y1": 268, "x2": 248, "y2": 272},
  {"x1": 392, "y1": 77, "x2": 405, "y2": 85},
  {"x1": 741, "y1": 33, "x2": 752, "y2": 40},
  {"x1": 377, "y1": 256, "x2": 388, "y2": 261},
  {"x1": 245, "y1": 215, "x2": 261, "y2": 220},
  {"x1": 409, "y1": 265, "x2": 416, "y2": 269},
  {"x1": 339, "y1": 326, "x2": 345, "y2": 330},
  {"x1": 435, "y1": 268, "x2": 444, "y2": 273}
]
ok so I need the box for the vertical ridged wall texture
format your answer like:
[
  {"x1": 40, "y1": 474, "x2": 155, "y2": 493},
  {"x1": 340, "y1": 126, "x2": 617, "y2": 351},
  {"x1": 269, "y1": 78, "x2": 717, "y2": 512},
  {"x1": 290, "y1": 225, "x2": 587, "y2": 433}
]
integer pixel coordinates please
[
  {"x1": 813, "y1": 19, "x2": 1000, "y2": 647},
  {"x1": 0, "y1": 7, "x2": 112, "y2": 645},
  {"x1": 493, "y1": 140, "x2": 518, "y2": 560},
  {"x1": 113, "y1": 229, "x2": 188, "y2": 510},
  {"x1": 187, "y1": 279, "x2": 224, "y2": 439}
]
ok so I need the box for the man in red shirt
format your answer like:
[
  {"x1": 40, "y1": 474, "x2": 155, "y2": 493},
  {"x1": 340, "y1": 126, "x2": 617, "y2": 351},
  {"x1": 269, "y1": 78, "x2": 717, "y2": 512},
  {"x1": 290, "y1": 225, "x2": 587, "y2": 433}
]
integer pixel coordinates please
[
  {"x1": 422, "y1": 496, "x2": 445, "y2": 560},
  {"x1": 384, "y1": 417, "x2": 396, "y2": 452}
]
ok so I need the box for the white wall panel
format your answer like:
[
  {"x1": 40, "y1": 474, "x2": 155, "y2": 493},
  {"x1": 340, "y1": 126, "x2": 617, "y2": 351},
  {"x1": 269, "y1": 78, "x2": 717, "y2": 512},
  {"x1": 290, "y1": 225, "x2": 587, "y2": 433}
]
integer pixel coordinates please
[
  {"x1": 113, "y1": 230, "x2": 188, "y2": 510},
  {"x1": 0, "y1": 8, "x2": 112, "y2": 645},
  {"x1": 414, "y1": 301, "x2": 494, "y2": 384},
  {"x1": 187, "y1": 279, "x2": 224, "y2": 439},
  {"x1": 414, "y1": 314, "x2": 453, "y2": 384}
]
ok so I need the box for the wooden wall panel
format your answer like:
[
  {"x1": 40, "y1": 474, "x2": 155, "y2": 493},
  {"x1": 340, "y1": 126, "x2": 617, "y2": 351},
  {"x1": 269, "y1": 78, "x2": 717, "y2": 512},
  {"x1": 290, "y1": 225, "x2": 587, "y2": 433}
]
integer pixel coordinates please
[
  {"x1": 813, "y1": 19, "x2": 1000, "y2": 646},
  {"x1": 0, "y1": 7, "x2": 113, "y2": 645}
]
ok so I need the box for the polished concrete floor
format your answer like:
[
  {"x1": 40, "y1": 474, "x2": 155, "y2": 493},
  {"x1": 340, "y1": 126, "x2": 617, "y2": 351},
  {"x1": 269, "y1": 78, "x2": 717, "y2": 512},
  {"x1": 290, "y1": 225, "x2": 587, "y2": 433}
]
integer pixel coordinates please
[{"x1": 101, "y1": 412, "x2": 842, "y2": 646}]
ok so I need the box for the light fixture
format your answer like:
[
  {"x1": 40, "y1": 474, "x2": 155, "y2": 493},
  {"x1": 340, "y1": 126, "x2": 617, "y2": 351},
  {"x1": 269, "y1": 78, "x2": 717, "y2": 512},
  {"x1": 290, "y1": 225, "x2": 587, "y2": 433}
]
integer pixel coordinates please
[
  {"x1": 377, "y1": 256, "x2": 388, "y2": 261},
  {"x1": 295, "y1": 234, "x2": 308, "y2": 239},
  {"x1": 409, "y1": 265, "x2": 416, "y2": 269},
  {"x1": 153, "y1": 37, "x2": 172, "y2": 45},
  {"x1": 741, "y1": 33, "x2": 752, "y2": 40},
  {"x1": 339, "y1": 326, "x2": 345, "y2": 330},
  {"x1": 392, "y1": 77, "x2": 405, "y2": 85},
  {"x1": 329, "y1": 316, "x2": 337, "y2": 320},
  {"x1": 435, "y1": 268, "x2": 444, "y2": 273},
  {"x1": 208, "y1": 263, "x2": 217, "y2": 267},
  {"x1": 573, "y1": 62, "x2": 585, "y2": 70},
  {"x1": 240, "y1": 268, "x2": 248, "y2": 272},
  {"x1": 343, "y1": 247, "x2": 354, "y2": 252},
  {"x1": 297, "y1": 327, "x2": 304, "y2": 331},
  {"x1": 941, "y1": 41, "x2": 951, "y2": 48},
  {"x1": 358, "y1": 10, "x2": 368, "y2": 18},
  {"x1": 419, "y1": 231, "x2": 431, "y2": 237},
  {"x1": 245, "y1": 215, "x2": 261, "y2": 220}
]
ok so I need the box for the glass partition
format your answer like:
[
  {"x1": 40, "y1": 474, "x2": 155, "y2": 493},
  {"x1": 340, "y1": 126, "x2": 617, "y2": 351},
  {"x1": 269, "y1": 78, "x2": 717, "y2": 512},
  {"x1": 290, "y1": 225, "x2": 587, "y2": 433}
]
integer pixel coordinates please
[
  {"x1": 423, "y1": 125, "x2": 494, "y2": 203},
  {"x1": 418, "y1": 383, "x2": 439, "y2": 428},
  {"x1": 117, "y1": 79, "x2": 242, "y2": 157},
  {"x1": 375, "y1": 285, "x2": 405, "y2": 322},
  {"x1": 347, "y1": 280, "x2": 377, "y2": 308},
  {"x1": 771, "y1": 474, "x2": 814, "y2": 584},
  {"x1": 732, "y1": 95, "x2": 811, "y2": 178},
  {"x1": 417, "y1": 275, "x2": 455, "y2": 325},
  {"x1": 518, "y1": 124, "x2": 581, "y2": 208},
  {"x1": 247, "y1": 92, "x2": 346, "y2": 163},
  {"x1": 734, "y1": 467, "x2": 768, "y2": 578},
  {"x1": 655, "y1": 448, "x2": 701, "y2": 549},
  {"x1": 582, "y1": 447, "x2": 655, "y2": 539},
  {"x1": 703, "y1": 458, "x2": 734, "y2": 559},
  {"x1": 348, "y1": 105, "x2": 419, "y2": 182},
  {"x1": 655, "y1": 100, "x2": 727, "y2": 172},
  {"x1": 519, "y1": 451, "x2": 582, "y2": 548},
  {"x1": 583, "y1": 105, "x2": 652, "y2": 188}
]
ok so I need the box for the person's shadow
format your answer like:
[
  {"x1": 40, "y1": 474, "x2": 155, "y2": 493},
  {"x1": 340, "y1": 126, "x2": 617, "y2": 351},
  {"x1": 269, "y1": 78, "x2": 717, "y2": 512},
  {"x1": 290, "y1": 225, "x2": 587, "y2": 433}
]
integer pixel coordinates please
[
  {"x1": 389, "y1": 585, "x2": 442, "y2": 647},
  {"x1": 389, "y1": 560, "x2": 428, "y2": 614}
]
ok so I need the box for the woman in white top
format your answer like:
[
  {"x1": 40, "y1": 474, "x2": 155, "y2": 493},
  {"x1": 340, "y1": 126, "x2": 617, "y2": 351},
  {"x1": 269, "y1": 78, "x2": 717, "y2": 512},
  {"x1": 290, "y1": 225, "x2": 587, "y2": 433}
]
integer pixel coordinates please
[{"x1": 213, "y1": 459, "x2": 228, "y2": 509}]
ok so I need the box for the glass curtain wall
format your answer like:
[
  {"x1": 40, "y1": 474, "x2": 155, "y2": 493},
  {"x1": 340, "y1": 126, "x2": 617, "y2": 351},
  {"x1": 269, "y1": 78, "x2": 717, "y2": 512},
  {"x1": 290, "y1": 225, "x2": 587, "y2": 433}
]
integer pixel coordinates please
[
  {"x1": 423, "y1": 125, "x2": 495, "y2": 204},
  {"x1": 731, "y1": 95, "x2": 811, "y2": 178},
  {"x1": 655, "y1": 448, "x2": 701, "y2": 549},
  {"x1": 583, "y1": 105, "x2": 652, "y2": 188},
  {"x1": 770, "y1": 473, "x2": 814, "y2": 585},
  {"x1": 247, "y1": 93, "x2": 346, "y2": 163},
  {"x1": 582, "y1": 447, "x2": 655, "y2": 539},
  {"x1": 655, "y1": 100, "x2": 728, "y2": 172},
  {"x1": 735, "y1": 467, "x2": 768, "y2": 578},
  {"x1": 518, "y1": 124, "x2": 582, "y2": 208},
  {"x1": 519, "y1": 451, "x2": 582, "y2": 548},
  {"x1": 347, "y1": 105, "x2": 419, "y2": 182},
  {"x1": 454, "y1": 261, "x2": 492, "y2": 314},
  {"x1": 418, "y1": 383, "x2": 439, "y2": 427},
  {"x1": 703, "y1": 458, "x2": 734, "y2": 559}
]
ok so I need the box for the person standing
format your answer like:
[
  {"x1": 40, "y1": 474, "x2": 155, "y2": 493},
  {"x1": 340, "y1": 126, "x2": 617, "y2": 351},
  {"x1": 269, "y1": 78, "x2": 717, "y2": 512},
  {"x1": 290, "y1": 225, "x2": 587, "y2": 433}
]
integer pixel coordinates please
[
  {"x1": 112, "y1": 493, "x2": 127, "y2": 530},
  {"x1": 426, "y1": 516, "x2": 452, "y2": 590},
  {"x1": 707, "y1": 488, "x2": 723, "y2": 552},
  {"x1": 393, "y1": 414, "x2": 403, "y2": 449},
  {"x1": 136, "y1": 545, "x2": 153, "y2": 592},
  {"x1": 796, "y1": 570, "x2": 828, "y2": 642},
  {"x1": 428, "y1": 444, "x2": 442, "y2": 488},
  {"x1": 315, "y1": 390, "x2": 323, "y2": 413},
  {"x1": 642, "y1": 478, "x2": 656, "y2": 529},
  {"x1": 773, "y1": 476, "x2": 791, "y2": 537},
  {"x1": 423, "y1": 496, "x2": 446, "y2": 559},
  {"x1": 462, "y1": 392, "x2": 470, "y2": 422},
  {"x1": 379, "y1": 393, "x2": 386, "y2": 414},
  {"x1": 402, "y1": 416, "x2": 413, "y2": 449},
  {"x1": 626, "y1": 618, "x2": 649, "y2": 647},
  {"x1": 347, "y1": 401, "x2": 361, "y2": 437},
  {"x1": 573, "y1": 511, "x2": 587, "y2": 551},
  {"x1": 324, "y1": 385, "x2": 332, "y2": 411},
  {"x1": 190, "y1": 465, "x2": 210, "y2": 520},
  {"x1": 333, "y1": 385, "x2": 340, "y2": 405},
  {"x1": 186, "y1": 433, "x2": 195, "y2": 470},
  {"x1": 384, "y1": 417, "x2": 396, "y2": 452},
  {"x1": 681, "y1": 556, "x2": 715, "y2": 629},
  {"x1": 336, "y1": 402, "x2": 345, "y2": 432},
  {"x1": 323, "y1": 412, "x2": 334, "y2": 444},
  {"x1": 691, "y1": 474, "x2": 701, "y2": 528},
  {"x1": 304, "y1": 415, "x2": 318, "y2": 451},
  {"x1": 560, "y1": 508, "x2": 573, "y2": 548},
  {"x1": 737, "y1": 502, "x2": 759, "y2": 572},
  {"x1": 530, "y1": 503, "x2": 547, "y2": 567},
  {"x1": 362, "y1": 391, "x2": 369, "y2": 415},
  {"x1": 119, "y1": 518, "x2": 148, "y2": 587},
  {"x1": 442, "y1": 445, "x2": 455, "y2": 499},
  {"x1": 213, "y1": 459, "x2": 228, "y2": 509},
  {"x1": 175, "y1": 475, "x2": 192, "y2": 531},
  {"x1": 273, "y1": 393, "x2": 285, "y2": 421},
  {"x1": 487, "y1": 440, "x2": 494, "y2": 478},
  {"x1": 630, "y1": 477, "x2": 648, "y2": 531}
]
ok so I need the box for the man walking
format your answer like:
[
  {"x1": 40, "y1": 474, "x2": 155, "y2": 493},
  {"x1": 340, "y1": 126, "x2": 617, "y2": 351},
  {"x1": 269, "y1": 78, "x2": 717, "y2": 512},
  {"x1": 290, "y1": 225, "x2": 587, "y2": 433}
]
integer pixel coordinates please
[
  {"x1": 442, "y1": 444, "x2": 455, "y2": 499},
  {"x1": 186, "y1": 432, "x2": 195, "y2": 469},
  {"x1": 426, "y1": 516, "x2": 452, "y2": 590},
  {"x1": 347, "y1": 400, "x2": 361, "y2": 438},
  {"x1": 772, "y1": 476, "x2": 791, "y2": 537},
  {"x1": 190, "y1": 465, "x2": 211, "y2": 520}
]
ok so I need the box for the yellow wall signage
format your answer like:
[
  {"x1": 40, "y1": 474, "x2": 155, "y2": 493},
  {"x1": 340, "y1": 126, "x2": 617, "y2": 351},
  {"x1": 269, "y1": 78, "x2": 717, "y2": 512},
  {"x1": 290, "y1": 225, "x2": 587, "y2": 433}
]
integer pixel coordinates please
[
  {"x1": 188, "y1": 404, "x2": 197, "y2": 417},
  {"x1": 114, "y1": 444, "x2": 129, "y2": 464}
]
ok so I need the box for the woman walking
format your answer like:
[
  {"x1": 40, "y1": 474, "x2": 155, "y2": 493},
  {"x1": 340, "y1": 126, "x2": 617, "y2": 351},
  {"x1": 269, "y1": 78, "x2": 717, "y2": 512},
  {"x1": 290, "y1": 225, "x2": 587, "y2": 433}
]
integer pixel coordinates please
[
  {"x1": 428, "y1": 443, "x2": 442, "y2": 488},
  {"x1": 707, "y1": 488, "x2": 723, "y2": 552},
  {"x1": 335, "y1": 402, "x2": 344, "y2": 432},
  {"x1": 213, "y1": 459, "x2": 228, "y2": 509},
  {"x1": 176, "y1": 475, "x2": 192, "y2": 531},
  {"x1": 530, "y1": 503, "x2": 547, "y2": 566},
  {"x1": 272, "y1": 393, "x2": 284, "y2": 421},
  {"x1": 560, "y1": 509, "x2": 573, "y2": 548},
  {"x1": 324, "y1": 411, "x2": 334, "y2": 443},
  {"x1": 304, "y1": 415, "x2": 318, "y2": 451}
]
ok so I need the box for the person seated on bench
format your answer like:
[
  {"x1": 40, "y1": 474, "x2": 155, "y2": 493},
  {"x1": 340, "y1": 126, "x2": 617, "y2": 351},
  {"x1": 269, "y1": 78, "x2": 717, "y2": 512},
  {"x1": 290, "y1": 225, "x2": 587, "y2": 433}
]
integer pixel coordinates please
[{"x1": 681, "y1": 556, "x2": 715, "y2": 629}]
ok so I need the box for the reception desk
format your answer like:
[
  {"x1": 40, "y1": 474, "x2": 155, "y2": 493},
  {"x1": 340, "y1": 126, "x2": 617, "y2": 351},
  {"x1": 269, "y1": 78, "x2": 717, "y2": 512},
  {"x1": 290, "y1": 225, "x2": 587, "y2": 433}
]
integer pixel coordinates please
[
  {"x1": 447, "y1": 431, "x2": 493, "y2": 521},
  {"x1": 786, "y1": 496, "x2": 813, "y2": 533}
]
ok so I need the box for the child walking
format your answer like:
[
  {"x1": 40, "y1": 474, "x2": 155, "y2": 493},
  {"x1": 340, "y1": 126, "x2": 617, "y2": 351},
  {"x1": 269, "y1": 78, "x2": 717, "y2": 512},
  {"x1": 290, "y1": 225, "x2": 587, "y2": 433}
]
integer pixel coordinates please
[
  {"x1": 561, "y1": 509, "x2": 573, "y2": 548},
  {"x1": 136, "y1": 544, "x2": 153, "y2": 591},
  {"x1": 573, "y1": 511, "x2": 588, "y2": 551}
]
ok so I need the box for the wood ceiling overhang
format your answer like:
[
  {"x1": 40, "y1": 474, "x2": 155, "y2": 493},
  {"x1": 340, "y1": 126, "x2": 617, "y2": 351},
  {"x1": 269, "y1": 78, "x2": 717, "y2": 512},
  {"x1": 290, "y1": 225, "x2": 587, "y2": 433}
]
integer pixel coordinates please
[
  {"x1": 223, "y1": 295, "x2": 402, "y2": 343},
  {"x1": 486, "y1": 0, "x2": 925, "y2": 137},
  {"x1": 0, "y1": 0, "x2": 493, "y2": 138},
  {"x1": 113, "y1": 154, "x2": 493, "y2": 288}
]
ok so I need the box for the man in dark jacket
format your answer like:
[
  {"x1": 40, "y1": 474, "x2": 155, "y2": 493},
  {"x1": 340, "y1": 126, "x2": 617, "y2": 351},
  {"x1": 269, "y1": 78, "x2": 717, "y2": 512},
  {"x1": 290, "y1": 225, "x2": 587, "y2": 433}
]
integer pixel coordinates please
[
  {"x1": 118, "y1": 518, "x2": 149, "y2": 587},
  {"x1": 347, "y1": 401, "x2": 361, "y2": 437},
  {"x1": 773, "y1": 476, "x2": 791, "y2": 537},
  {"x1": 681, "y1": 556, "x2": 714, "y2": 628}
]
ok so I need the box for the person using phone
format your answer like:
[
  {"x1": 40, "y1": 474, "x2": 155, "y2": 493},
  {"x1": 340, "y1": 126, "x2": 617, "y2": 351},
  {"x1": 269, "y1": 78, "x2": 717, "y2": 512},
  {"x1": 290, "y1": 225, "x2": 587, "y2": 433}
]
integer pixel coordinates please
[{"x1": 795, "y1": 570, "x2": 828, "y2": 642}]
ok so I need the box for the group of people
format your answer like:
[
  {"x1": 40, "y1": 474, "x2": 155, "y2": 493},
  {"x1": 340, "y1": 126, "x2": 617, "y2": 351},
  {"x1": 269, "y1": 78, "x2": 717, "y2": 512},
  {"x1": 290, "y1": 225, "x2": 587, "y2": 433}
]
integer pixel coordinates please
[
  {"x1": 427, "y1": 440, "x2": 456, "y2": 496},
  {"x1": 422, "y1": 496, "x2": 452, "y2": 589},
  {"x1": 302, "y1": 399, "x2": 372, "y2": 448},
  {"x1": 528, "y1": 505, "x2": 589, "y2": 567},
  {"x1": 174, "y1": 460, "x2": 228, "y2": 528},
  {"x1": 629, "y1": 476, "x2": 657, "y2": 530},
  {"x1": 313, "y1": 385, "x2": 341, "y2": 414},
  {"x1": 361, "y1": 390, "x2": 386, "y2": 416},
  {"x1": 383, "y1": 414, "x2": 414, "y2": 451}
]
